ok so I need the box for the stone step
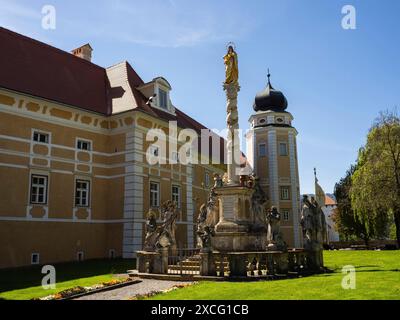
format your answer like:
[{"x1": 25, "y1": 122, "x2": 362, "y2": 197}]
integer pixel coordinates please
[
  {"x1": 168, "y1": 264, "x2": 229, "y2": 272},
  {"x1": 168, "y1": 265, "x2": 200, "y2": 271}
]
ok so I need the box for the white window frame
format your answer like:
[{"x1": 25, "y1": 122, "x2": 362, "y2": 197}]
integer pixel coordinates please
[
  {"x1": 30, "y1": 174, "x2": 48, "y2": 205},
  {"x1": 150, "y1": 181, "x2": 160, "y2": 207},
  {"x1": 279, "y1": 142, "x2": 288, "y2": 156},
  {"x1": 76, "y1": 138, "x2": 92, "y2": 151},
  {"x1": 75, "y1": 179, "x2": 91, "y2": 207},
  {"x1": 259, "y1": 143, "x2": 267, "y2": 157},
  {"x1": 32, "y1": 130, "x2": 50, "y2": 144},
  {"x1": 171, "y1": 151, "x2": 180, "y2": 164},
  {"x1": 280, "y1": 186, "x2": 291, "y2": 200},
  {"x1": 283, "y1": 210, "x2": 290, "y2": 221},
  {"x1": 158, "y1": 88, "x2": 168, "y2": 109},
  {"x1": 31, "y1": 253, "x2": 40, "y2": 265},
  {"x1": 150, "y1": 145, "x2": 159, "y2": 157},
  {"x1": 172, "y1": 185, "x2": 181, "y2": 208}
]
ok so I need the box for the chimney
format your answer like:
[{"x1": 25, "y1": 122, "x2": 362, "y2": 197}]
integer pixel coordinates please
[{"x1": 71, "y1": 44, "x2": 93, "y2": 62}]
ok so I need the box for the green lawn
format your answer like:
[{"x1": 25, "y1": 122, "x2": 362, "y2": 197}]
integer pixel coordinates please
[
  {"x1": 0, "y1": 259, "x2": 136, "y2": 300},
  {"x1": 150, "y1": 251, "x2": 400, "y2": 300}
]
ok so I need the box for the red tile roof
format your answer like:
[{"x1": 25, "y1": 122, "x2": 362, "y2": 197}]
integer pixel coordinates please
[
  {"x1": 0, "y1": 27, "x2": 111, "y2": 115},
  {"x1": 0, "y1": 27, "x2": 216, "y2": 131},
  {"x1": 325, "y1": 195, "x2": 336, "y2": 206},
  {"x1": 0, "y1": 27, "x2": 231, "y2": 164}
]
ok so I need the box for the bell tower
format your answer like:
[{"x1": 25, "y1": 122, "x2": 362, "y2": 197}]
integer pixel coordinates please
[{"x1": 246, "y1": 72, "x2": 302, "y2": 247}]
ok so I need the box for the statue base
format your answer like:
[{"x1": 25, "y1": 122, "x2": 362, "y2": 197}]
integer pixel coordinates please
[
  {"x1": 212, "y1": 185, "x2": 267, "y2": 252},
  {"x1": 212, "y1": 232, "x2": 267, "y2": 252}
]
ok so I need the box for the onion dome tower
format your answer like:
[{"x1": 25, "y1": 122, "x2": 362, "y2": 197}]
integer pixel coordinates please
[
  {"x1": 253, "y1": 73, "x2": 288, "y2": 113},
  {"x1": 246, "y1": 71, "x2": 302, "y2": 247}
]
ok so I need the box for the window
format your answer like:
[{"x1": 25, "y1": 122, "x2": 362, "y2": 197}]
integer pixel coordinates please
[
  {"x1": 280, "y1": 187, "x2": 291, "y2": 200},
  {"x1": 283, "y1": 210, "x2": 290, "y2": 221},
  {"x1": 77, "y1": 251, "x2": 84, "y2": 262},
  {"x1": 31, "y1": 253, "x2": 40, "y2": 265},
  {"x1": 158, "y1": 88, "x2": 168, "y2": 109},
  {"x1": 259, "y1": 144, "x2": 267, "y2": 157},
  {"x1": 150, "y1": 145, "x2": 159, "y2": 157},
  {"x1": 77, "y1": 139, "x2": 91, "y2": 151},
  {"x1": 172, "y1": 151, "x2": 180, "y2": 163},
  {"x1": 172, "y1": 185, "x2": 181, "y2": 208},
  {"x1": 279, "y1": 143, "x2": 288, "y2": 156},
  {"x1": 75, "y1": 180, "x2": 90, "y2": 207},
  {"x1": 30, "y1": 175, "x2": 48, "y2": 204},
  {"x1": 205, "y1": 173, "x2": 210, "y2": 188},
  {"x1": 150, "y1": 182, "x2": 160, "y2": 207},
  {"x1": 33, "y1": 131, "x2": 49, "y2": 144}
]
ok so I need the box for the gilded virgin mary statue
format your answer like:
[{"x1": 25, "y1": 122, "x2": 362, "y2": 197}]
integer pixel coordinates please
[{"x1": 224, "y1": 45, "x2": 239, "y2": 84}]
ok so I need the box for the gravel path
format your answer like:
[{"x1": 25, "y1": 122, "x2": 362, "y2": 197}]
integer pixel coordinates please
[{"x1": 74, "y1": 278, "x2": 194, "y2": 300}]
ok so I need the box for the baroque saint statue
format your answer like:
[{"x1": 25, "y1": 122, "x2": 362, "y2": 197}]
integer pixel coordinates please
[
  {"x1": 223, "y1": 44, "x2": 239, "y2": 85},
  {"x1": 301, "y1": 195, "x2": 327, "y2": 250}
]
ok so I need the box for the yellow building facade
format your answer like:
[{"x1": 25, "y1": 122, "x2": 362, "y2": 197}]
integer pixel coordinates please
[{"x1": 0, "y1": 27, "x2": 223, "y2": 269}]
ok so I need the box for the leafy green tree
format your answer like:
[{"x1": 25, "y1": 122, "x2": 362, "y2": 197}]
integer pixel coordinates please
[
  {"x1": 332, "y1": 165, "x2": 373, "y2": 245},
  {"x1": 351, "y1": 110, "x2": 400, "y2": 247}
]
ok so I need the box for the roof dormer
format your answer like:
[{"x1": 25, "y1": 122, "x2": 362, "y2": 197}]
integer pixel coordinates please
[{"x1": 137, "y1": 77, "x2": 176, "y2": 115}]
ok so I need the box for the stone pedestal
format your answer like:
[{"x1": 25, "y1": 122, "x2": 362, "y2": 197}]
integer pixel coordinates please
[
  {"x1": 137, "y1": 251, "x2": 159, "y2": 273},
  {"x1": 213, "y1": 186, "x2": 267, "y2": 252},
  {"x1": 199, "y1": 252, "x2": 216, "y2": 276},
  {"x1": 304, "y1": 240, "x2": 324, "y2": 271},
  {"x1": 306, "y1": 249, "x2": 324, "y2": 271},
  {"x1": 276, "y1": 252, "x2": 289, "y2": 274},
  {"x1": 153, "y1": 248, "x2": 169, "y2": 274},
  {"x1": 227, "y1": 253, "x2": 247, "y2": 277}
]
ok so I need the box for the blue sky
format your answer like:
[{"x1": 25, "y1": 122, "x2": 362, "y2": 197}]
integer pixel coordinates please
[{"x1": 1, "y1": 0, "x2": 399, "y2": 194}]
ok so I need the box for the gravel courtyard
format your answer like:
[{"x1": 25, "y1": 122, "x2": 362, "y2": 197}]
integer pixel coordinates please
[{"x1": 74, "y1": 279, "x2": 194, "y2": 300}]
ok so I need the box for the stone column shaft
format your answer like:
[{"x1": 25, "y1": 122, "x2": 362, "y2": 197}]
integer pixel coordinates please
[{"x1": 224, "y1": 82, "x2": 241, "y2": 185}]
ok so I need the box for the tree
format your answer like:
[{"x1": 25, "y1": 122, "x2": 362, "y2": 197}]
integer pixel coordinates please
[
  {"x1": 351, "y1": 110, "x2": 400, "y2": 247},
  {"x1": 332, "y1": 165, "x2": 373, "y2": 245}
]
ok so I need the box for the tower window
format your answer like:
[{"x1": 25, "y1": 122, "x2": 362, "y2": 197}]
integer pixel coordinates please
[
  {"x1": 279, "y1": 143, "x2": 288, "y2": 156},
  {"x1": 280, "y1": 186, "x2": 291, "y2": 200},
  {"x1": 150, "y1": 182, "x2": 160, "y2": 207},
  {"x1": 283, "y1": 210, "x2": 290, "y2": 221},
  {"x1": 172, "y1": 185, "x2": 181, "y2": 208},
  {"x1": 259, "y1": 144, "x2": 267, "y2": 157},
  {"x1": 158, "y1": 88, "x2": 168, "y2": 109},
  {"x1": 150, "y1": 146, "x2": 159, "y2": 157},
  {"x1": 172, "y1": 151, "x2": 180, "y2": 163}
]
